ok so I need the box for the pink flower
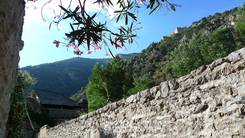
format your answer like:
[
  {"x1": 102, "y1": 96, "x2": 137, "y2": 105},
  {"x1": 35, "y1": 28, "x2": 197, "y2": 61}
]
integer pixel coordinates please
[
  {"x1": 99, "y1": 34, "x2": 102, "y2": 40},
  {"x1": 91, "y1": 41, "x2": 101, "y2": 51},
  {"x1": 53, "y1": 40, "x2": 60, "y2": 48},
  {"x1": 73, "y1": 49, "x2": 83, "y2": 55},
  {"x1": 114, "y1": 37, "x2": 124, "y2": 49},
  {"x1": 54, "y1": 15, "x2": 61, "y2": 20},
  {"x1": 67, "y1": 43, "x2": 78, "y2": 49},
  {"x1": 137, "y1": 0, "x2": 146, "y2": 4}
]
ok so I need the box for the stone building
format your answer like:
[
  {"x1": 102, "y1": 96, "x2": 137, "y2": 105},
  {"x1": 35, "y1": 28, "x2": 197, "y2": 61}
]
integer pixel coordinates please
[
  {"x1": 171, "y1": 27, "x2": 186, "y2": 35},
  {"x1": 25, "y1": 91, "x2": 85, "y2": 137}
]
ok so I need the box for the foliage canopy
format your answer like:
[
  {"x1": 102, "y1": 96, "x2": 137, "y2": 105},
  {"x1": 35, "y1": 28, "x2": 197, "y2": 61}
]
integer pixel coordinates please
[
  {"x1": 86, "y1": 56, "x2": 133, "y2": 111},
  {"x1": 42, "y1": 0, "x2": 178, "y2": 55}
]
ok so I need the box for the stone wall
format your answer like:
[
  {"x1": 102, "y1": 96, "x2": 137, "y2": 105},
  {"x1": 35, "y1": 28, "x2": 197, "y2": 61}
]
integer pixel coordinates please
[
  {"x1": 46, "y1": 108, "x2": 80, "y2": 119},
  {"x1": 0, "y1": 0, "x2": 25, "y2": 137},
  {"x1": 44, "y1": 48, "x2": 245, "y2": 138}
]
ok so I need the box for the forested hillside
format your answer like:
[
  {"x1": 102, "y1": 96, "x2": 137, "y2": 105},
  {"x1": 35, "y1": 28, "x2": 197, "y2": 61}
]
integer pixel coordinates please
[
  {"x1": 129, "y1": 7, "x2": 245, "y2": 85},
  {"x1": 22, "y1": 58, "x2": 109, "y2": 96},
  {"x1": 85, "y1": 6, "x2": 245, "y2": 111},
  {"x1": 22, "y1": 53, "x2": 138, "y2": 97}
]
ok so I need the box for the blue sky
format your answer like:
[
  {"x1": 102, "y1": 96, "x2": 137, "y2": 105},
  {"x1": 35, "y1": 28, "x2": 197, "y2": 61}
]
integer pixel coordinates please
[{"x1": 20, "y1": 0, "x2": 245, "y2": 67}]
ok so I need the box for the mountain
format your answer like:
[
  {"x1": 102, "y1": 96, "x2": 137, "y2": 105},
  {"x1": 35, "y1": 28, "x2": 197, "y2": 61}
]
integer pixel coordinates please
[
  {"x1": 22, "y1": 53, "x2": 138, "y2": 97},
  {"x1": 22, "y1": 58, "x2": 110, "y2": 97},
  {"x1": 118, "y1": 53, "x2": 139, "y2": 60},
  {"x1": 128, "y1": 7, "x2": 245, "y2": 84}
]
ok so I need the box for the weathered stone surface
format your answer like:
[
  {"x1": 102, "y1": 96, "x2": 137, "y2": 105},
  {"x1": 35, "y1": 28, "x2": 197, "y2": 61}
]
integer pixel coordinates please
[
  {"x1": 44, "y1": 48, "x2": 245, "y2": 138},
  {"x1": 0, "y1": 0, "x2": 25, "y2": 137}
]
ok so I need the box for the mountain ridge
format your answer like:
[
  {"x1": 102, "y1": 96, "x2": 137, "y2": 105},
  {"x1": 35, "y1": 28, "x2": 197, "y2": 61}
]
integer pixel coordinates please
[
  {"x1": 21, "y1": 53, "x2": 138, "y2": 97},
  {"x1": 128, "y1": 6, "x2": 245, "y2": 84}
]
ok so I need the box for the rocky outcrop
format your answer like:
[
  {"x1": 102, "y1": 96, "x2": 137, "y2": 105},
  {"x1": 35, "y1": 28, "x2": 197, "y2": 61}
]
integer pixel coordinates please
[
  {"x1": 44, "y1": 48, "x2": 245, "y2": 137},
  {"x1": 0, "y1": 0, "x2": 25, "y2": 137}
]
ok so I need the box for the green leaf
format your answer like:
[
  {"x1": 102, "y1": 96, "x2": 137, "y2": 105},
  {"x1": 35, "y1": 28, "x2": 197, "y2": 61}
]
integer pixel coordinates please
[
  {"x1": 63, "y1": 14, "x2": 73, "y2": 19},
  {"x1": 73, "y1": 6, "x2": 80, "y2": 13},
  {"x1": 59, "y1": 5, "x2": 69, "y2": 13},
  {"x1": 169, "y1": 3, "x2": 176, "y2": 11},
  {"x1": 116, "y1": 14, "x2": 121, "y2": 22},
  {"x1": 87, "y1": 38, "x2": 90, "y2": 50},
  {"x1": 70, "y1": 23, "x2": 74, "y2": 31},
  {"x1": 128, "y1": 12, "x2": 137, "y2": 21},
  {"x1": 108, "y1": 47, "x2": 115, "y2": 58},
  {"x1": 91, "y1": 13, "x2": 97, "y2": 20},
  {"x1": 49, "y1": 22, "x2": 53, "y2": 30},
  {"x1": 114, "y1": 10, "x2": 122, "y2": 13}
]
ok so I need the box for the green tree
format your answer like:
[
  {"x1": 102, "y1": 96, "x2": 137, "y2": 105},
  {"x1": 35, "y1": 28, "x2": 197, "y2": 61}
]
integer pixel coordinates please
[
  {"x1": 86, "y1": 56, "x2": 133, "y2": 111},
  {"x1": 235, "y1": 7, "x2": 245, "y2": 48},
  {"x1": 153, "y1": 27, "x2": 238, "y2": 80},
  {"x1": 86, "y1": 65, "x2": 108, "y2": 112},
  {"x1": 21, "y1": 71, "x2": 37, "y2": 96},
  {"x1": 153, "y1": 62, "x2": 173, "y2": 83},
  {"x1": 6, "y1": 73, "x2": 28, "y2": 138},
  {"x1": 170, "y1": 42, "x2": 204, "y2": 77},
  {"x1": 127, "y1": 74, "x2": 154, "y2": 95},
  {"x1": 200, "y1": 28, "x2": 236, "y2": 63},
  {"x1": 104, "y1": 56, "x2": 133, "y2": 100},
  {"x1": 6, "y1": 71, "x2": 37, "y2": 138}
]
